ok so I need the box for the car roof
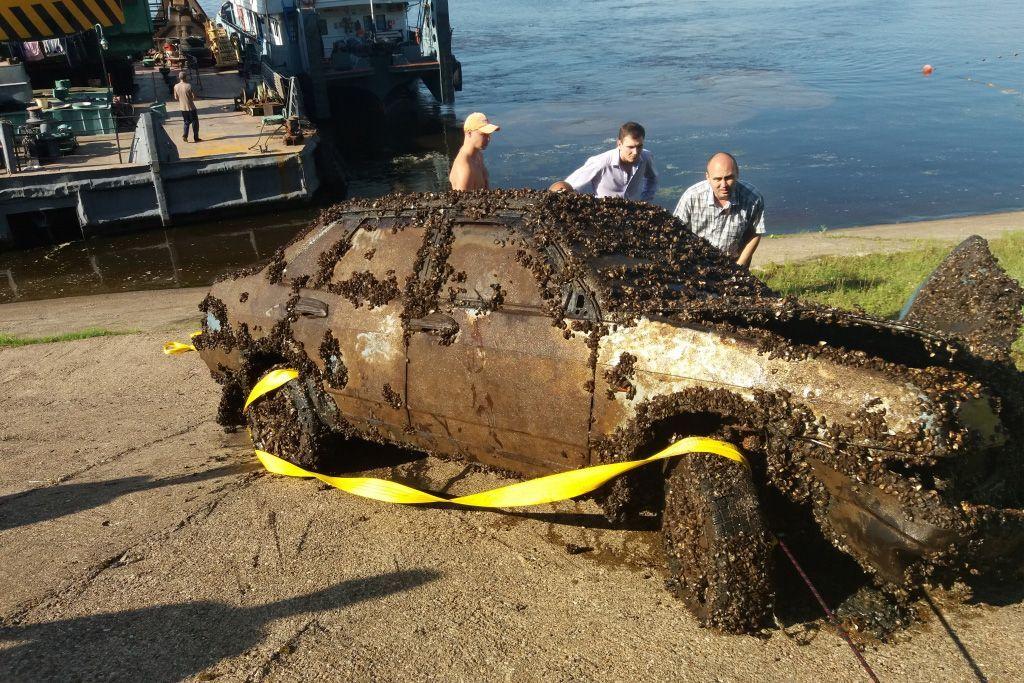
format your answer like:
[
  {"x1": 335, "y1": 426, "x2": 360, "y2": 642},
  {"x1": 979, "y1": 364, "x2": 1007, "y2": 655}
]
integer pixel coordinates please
[
  {"x1": 293, "y1": 191, "x2": 965, "y2": 369},
  {"x1": 525, "y1": 191, "x2": 774, "y2": 316},
  {"x1": 302, "y1": 189, "x2": 775, "y2": 318}
]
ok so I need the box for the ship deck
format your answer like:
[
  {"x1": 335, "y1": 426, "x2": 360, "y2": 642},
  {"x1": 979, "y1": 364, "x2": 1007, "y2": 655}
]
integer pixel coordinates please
[
  {"x1": 136, "y1": 66, "x2": 308, "y2": 159},
  {"x1": 3, "y1": 66, "x2": 310, "y2": 178},
  {"x1": 0, "y1": 66, "x2": 321, "y2": 245}
]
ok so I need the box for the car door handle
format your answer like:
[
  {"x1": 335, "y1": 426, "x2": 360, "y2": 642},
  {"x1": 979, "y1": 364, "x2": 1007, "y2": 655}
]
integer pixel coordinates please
[
  {"x1": 294, "y1": 296, "x2": 329, "y2": 318},
  {"x1": 409, "y1": 311, "x2": 459, "y2": 335}
]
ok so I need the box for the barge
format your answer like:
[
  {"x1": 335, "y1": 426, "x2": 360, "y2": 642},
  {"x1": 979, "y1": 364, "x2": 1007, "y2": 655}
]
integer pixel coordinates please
[
  {"x1": 0, "y1": 68, "x2": 321, "y2": 249},
  {"x1": 214, "y1": 0, "x2": 461, "y2": 120}
]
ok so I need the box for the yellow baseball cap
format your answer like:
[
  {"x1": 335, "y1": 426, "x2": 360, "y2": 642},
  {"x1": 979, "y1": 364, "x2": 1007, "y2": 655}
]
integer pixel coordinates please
[{"x1": 464, "y1": 112, "x2": 500, "y2": 134}]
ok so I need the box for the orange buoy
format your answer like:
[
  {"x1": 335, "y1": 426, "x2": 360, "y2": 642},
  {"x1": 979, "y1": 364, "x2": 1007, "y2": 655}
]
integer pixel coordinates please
[{"x1": 922, "y1": 64, "x2": 934, "y2": 75}]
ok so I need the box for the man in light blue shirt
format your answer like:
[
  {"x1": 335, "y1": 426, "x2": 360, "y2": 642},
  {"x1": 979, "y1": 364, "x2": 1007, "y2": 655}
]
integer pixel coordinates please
[{"x1": 564, "y1": 122, "x2": 659, "y2": 201}]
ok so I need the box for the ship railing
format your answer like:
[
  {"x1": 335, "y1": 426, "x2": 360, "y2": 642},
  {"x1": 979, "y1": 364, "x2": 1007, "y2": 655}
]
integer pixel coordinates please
[
  {"x1": 259, "y1": 65, "x2": 304, "y2": 121},
  {"x1": 0, "y1": 108, "x2": 142, "y2": 175}
]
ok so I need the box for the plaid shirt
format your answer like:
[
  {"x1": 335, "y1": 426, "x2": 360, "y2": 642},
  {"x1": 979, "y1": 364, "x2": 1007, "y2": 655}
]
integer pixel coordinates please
[{"x1": 672, "y1": 179, "x2": 766, "y2": 257}]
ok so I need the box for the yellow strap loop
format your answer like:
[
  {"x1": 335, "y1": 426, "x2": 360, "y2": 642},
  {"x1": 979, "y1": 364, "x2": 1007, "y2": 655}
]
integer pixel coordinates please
[
  {"x1": 239, "y1": 368, "x2": 749, "y2": 508},
  {"x1": 163, "y1": 341, "x2": 196, "y2": 355},
  {"x1": 162, "y1": 331, "x2": 203, "y2": 355},
  {"x1": 255, "y1": 436, "x2": 746, "y2": 509},
  {"x1": 244, "y1": 368, "x2": 300, "y2": 411}
]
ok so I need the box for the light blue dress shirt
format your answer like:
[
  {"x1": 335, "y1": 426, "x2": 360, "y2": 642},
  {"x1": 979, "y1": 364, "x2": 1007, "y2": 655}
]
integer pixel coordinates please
[{"x1": 565, "y1": 148, "x2": 659, "y2": 201}]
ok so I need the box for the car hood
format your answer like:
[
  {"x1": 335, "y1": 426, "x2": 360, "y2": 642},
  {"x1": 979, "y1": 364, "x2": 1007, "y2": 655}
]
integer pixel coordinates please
[{"x1": 595, "y1": 313, "x2": 1004, "y2": 461}]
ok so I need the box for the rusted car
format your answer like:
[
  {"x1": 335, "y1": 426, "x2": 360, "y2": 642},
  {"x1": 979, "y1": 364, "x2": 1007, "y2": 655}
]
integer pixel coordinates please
[{"x1": 194, "y1": 190, "x2": 1024, "y2": 632}]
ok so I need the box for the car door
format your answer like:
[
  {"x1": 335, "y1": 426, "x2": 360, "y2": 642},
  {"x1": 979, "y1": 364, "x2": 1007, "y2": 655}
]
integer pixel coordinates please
[
  {"x1": 405, "y1": 220, "x2": 596, "y2": 476},
  {"x1": 286, "y1": 214, "x2": 422, "y2": 445}
]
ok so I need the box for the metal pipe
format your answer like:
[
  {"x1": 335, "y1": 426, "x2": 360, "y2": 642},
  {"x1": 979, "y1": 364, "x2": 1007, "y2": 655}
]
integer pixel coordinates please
[{"x1": 94, "y1": 24, "x2": 123, "y2": 164}]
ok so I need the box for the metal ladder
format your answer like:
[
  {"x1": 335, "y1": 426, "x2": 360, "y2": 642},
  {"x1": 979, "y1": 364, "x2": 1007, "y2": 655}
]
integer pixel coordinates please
[{"x1": 150, "y1": 0, "x2": 167, "y2": 29}]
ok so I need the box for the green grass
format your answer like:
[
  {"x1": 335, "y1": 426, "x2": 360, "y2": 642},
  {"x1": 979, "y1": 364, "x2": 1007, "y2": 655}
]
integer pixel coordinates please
[
  {"x1": 756, "y1": 231, "x2": 1024, "y2": 366},
  {"x1": 0, "y1": 328, "x2": 135, "y2": 348}
]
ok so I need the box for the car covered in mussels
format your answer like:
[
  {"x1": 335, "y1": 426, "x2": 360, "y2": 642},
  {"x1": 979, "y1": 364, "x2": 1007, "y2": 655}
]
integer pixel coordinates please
[{"x1": 194, "y1": 190, "x2": 1024, "y2": 632}]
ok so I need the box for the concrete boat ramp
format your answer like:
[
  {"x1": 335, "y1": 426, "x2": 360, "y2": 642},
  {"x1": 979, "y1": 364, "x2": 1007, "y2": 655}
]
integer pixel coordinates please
[{"x1": 0, "y1": 68, "x2": 321, "y2": 248}]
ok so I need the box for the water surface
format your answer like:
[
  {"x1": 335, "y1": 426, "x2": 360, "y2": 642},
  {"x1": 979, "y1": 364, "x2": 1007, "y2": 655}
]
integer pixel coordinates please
[
  {"x1": 3, "y1": 0, "x2": 1023, "y2": 303},
  {"x1": 448, "y1": 0, "x2": 1024, "y2": 228}
]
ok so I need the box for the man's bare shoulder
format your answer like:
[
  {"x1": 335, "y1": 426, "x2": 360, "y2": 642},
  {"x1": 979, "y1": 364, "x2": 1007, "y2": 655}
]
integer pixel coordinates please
[
  {"x1": 449, "y1": 152, "x2": 472, "y2": 174},
  {"x1": 448, "y1": 153, "x2": 473, "y2": 189}
]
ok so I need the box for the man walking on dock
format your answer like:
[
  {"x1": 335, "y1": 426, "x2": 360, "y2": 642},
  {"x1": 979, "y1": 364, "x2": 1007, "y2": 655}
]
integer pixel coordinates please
[
  {"x1": 449, "y1": 112, "x2": 499, "y2": 191},
  {"x1": 173, "y1": 71, "x2": 201, "y2": 144},
  {"x1": 564, "y1": 122, "x2": 658, "y2": 201},
  {"x1": 673, "y1": 152, "x2": 766, "y2": 267}
]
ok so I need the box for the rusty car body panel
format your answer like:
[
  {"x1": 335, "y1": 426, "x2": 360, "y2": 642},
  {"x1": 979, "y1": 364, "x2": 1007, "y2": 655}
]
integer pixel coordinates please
[{"x1": 194, "y1": 191, "x2": 1024, "y2": 597}]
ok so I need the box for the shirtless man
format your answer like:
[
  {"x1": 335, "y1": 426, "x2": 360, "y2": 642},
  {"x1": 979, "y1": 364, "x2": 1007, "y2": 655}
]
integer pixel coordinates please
[{"x1": 449, "y1": 112, "x2": 499, "y2": 191}]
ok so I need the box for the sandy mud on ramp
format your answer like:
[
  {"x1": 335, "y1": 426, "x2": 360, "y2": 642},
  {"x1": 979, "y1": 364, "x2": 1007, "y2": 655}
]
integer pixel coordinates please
[{"x1": 1, "y1": 290, "x2": 1023, "y2": 680}]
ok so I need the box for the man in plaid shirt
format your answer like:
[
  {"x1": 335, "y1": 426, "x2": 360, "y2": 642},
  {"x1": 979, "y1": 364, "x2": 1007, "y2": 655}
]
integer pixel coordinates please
[{"x1": 673, "y1": 152, "x2": 766, "y2": 267}]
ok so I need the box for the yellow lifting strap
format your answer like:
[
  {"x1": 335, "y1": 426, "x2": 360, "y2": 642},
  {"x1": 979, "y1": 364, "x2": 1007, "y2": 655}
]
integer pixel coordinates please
[
  {"x1": 243, "y1": 368, "x2": 300, "y2": 410},
  {"x1": 245, "y1": 368, "x2": 749, "y2": 509},
  {"x1": 256, "y1": 436, "x2": 746, "y2": 508},
  {"x1": 163, "y1": 341, "x2": 196, "y2": 355},
  {"x1": 162, "y1": 331, "x2": 202, "y2": 355}
]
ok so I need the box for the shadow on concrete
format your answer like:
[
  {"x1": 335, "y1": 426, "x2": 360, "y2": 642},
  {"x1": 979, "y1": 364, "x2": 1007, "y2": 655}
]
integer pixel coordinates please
[
  {"x1": 0, "y1": 569, "x2": 440, "y2": 681},
  {"x1": 0, "y1": 463, "x2": 256, "y2": 532},
  {"x1": 921, "y1": 590, "x2": 988, "y2": 683},
  {"x1": 966, "y1": 570, "x2": 1024, "y2": 607},
  {"x1": 456, "y1": 506, "x2": 659, "y2": 532}
]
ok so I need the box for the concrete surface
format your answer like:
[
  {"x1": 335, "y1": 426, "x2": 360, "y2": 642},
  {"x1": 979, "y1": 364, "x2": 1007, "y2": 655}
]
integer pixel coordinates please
[
  {"x1": 139, "y1": 67, "x2": 304, "y2": 159},
  {"x1": 2, "y1": 270, "x2": 1023, "y2": 680}
]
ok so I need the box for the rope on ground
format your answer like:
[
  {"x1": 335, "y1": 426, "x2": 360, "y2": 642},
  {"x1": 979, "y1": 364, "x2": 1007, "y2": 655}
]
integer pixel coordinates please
[{"x1": 777, "y1": 537, "x2": 881, "y2": 683}]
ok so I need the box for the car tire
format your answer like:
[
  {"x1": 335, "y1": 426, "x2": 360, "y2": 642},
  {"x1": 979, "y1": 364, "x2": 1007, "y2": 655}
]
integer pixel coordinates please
[
  {"x1": 662, "y1": 452, "x2": 775, "y2": 633},
  {"x1": 246, "y1": 376, "x2": 340, "y2": 472}
]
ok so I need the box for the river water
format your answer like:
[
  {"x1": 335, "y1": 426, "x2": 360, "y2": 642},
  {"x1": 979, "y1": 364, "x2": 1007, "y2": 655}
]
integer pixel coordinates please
[{"x1": 2, "y1": 0, "x2": 1023, "y2": 303}]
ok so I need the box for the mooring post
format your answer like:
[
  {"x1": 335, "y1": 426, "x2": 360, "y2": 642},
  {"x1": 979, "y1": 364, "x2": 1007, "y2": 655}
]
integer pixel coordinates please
[
  {"x1": 0, "y1": 121, "x2": 18, "y2": 174},
  {"x1": 433, "y1": 0, "x2": 455, "y2": 104},
  {"x1": 138, "y1": 113, "x2": 171, "y2": 226}
]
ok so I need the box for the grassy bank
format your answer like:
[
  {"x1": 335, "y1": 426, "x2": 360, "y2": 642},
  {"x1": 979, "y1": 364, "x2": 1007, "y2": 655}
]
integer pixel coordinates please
[
  {"x1": 0, "y1": 328, "x2": 134, "y2": 348},
  {"x1": 757, "y1": 231, "x2": 1024, "y2": 365}
]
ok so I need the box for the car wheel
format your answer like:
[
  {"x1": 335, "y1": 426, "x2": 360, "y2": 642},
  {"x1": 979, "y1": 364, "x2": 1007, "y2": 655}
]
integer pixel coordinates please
[
  {"x1": 246, "y1": 376, "x2": 340, "y2": 472},
  {"x1": 662, "y1": 452, "x2": 775, "y2": 633},
  {"x1": 216, "y1": 378, "x2": 246, "y2": 427}
]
